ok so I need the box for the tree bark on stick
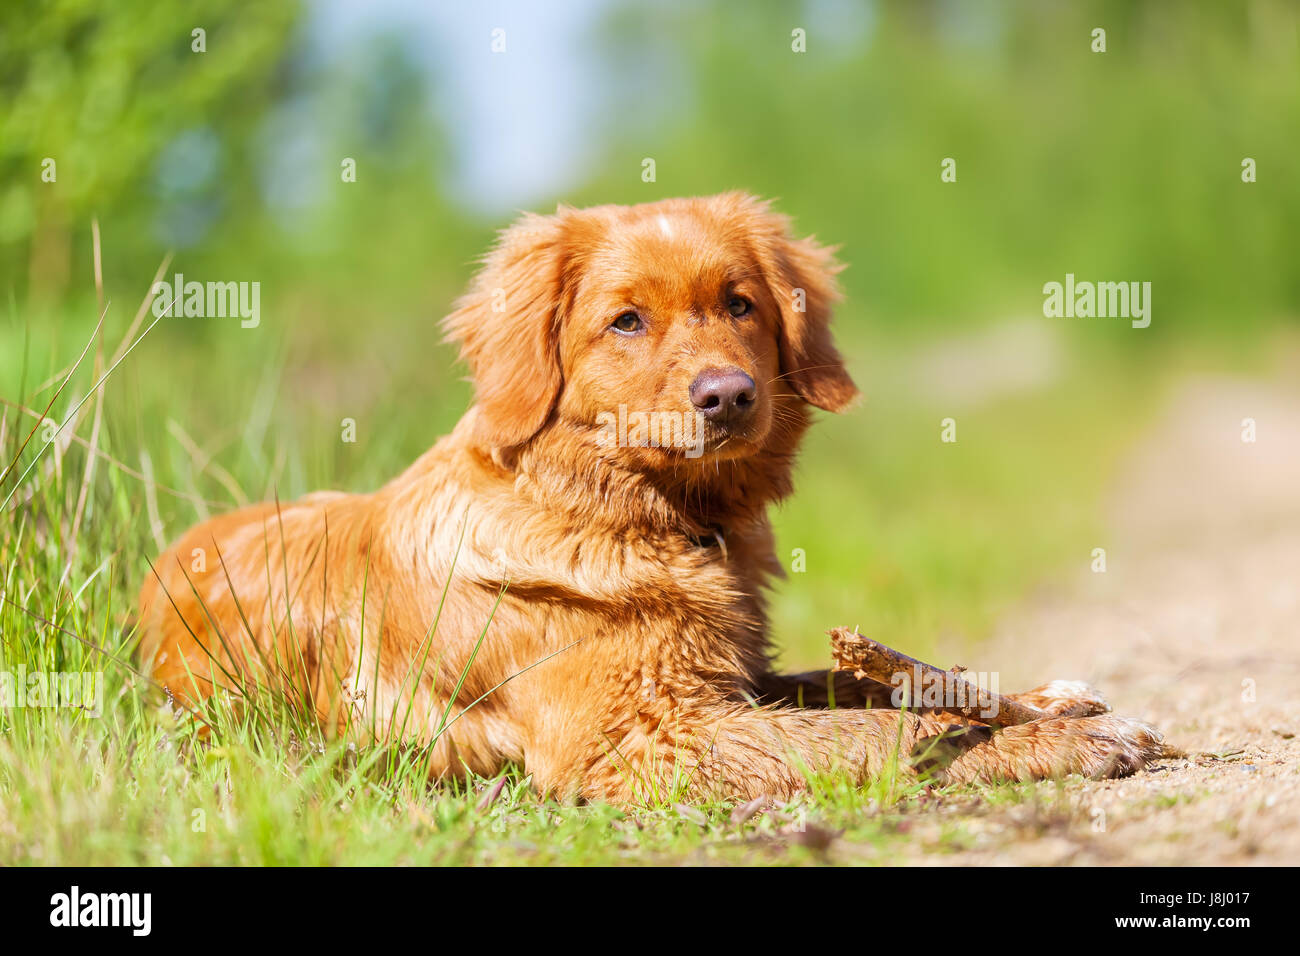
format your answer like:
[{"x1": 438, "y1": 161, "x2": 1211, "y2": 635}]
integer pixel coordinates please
[{"x1": 828, "y1": 627, "x2": 1051, "y2": 728}]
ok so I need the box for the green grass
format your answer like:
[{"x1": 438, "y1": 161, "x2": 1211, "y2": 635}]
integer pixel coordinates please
[
  {"x1": 0, "y1": 279, "x2": 1230, "y2": 865},
  {"x1": 0, "y1": 705, "x2": 933, "y2": 865}
]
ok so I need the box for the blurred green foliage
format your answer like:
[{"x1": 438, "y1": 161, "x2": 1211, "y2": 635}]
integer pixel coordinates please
[{"x1": 0, "y1": 0, "x2": 301, "y2": 292}]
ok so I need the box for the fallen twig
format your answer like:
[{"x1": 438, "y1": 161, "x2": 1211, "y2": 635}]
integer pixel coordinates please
[{"x1": 829, "y1": 626, "x2": 1051, "y2": 727}]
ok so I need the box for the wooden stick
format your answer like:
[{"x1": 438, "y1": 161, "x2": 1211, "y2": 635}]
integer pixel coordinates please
[{"x1": 829, "y1": 627, "x2": 1051, "y2": 727}]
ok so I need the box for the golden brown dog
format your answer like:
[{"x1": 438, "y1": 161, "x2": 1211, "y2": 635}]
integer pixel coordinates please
[{"x1": 137, "y1": 193, "x2": 1165, "y2": 802}]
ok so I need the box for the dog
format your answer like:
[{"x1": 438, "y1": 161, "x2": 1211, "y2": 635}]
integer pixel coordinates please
[{"x1": 137, "y1": 193, "x2": 1166, "y2": 802}]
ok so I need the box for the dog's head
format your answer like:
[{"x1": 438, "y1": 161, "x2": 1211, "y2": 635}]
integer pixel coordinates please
[{"x1": 444, "y1": 193, "x2": 858, "y2": 465}]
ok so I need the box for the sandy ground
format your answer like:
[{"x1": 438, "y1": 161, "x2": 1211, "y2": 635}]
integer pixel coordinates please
[{"x1": 883, "y1": 375, "x2": 1300, "y2": 865}]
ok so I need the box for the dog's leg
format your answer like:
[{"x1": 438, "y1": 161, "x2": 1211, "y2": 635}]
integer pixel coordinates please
[
  {"x1": 930, "y1": 714, "x2": 1168, "y2": 783},
  {"x1": 752, "y1": 669, "x2": 896, "y2": 709},
  {"x1": 552, "y1": 704, "x2": 1165, "y2": 803},
  {"x1": 1006, "y1": 680, "x2": 1112, "y2": 717},
  {"x1": 556, "y1": 706, "x2": 923, "y2": 803}
]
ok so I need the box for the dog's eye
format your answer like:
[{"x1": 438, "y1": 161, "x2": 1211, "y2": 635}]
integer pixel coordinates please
[
  {"x1": 611, "y1": 312, "x2": 643, "y2": 334},
  {"x1": 727, "y1": 296, "x2": 752, "y2": 317}
]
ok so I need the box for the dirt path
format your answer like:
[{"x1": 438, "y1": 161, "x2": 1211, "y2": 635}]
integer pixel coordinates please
[{"x1": 893, "y1": 375, "x2": 1300, "y2": 865}]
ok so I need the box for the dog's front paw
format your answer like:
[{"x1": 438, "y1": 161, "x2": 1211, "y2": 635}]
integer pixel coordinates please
[
  {"x1": 1061, "y1": 714, "x2": 1169, "y2": 778},
  {"x1": 1012, "y1": 679, "x2": 1112, "y2": 717},
  {"x1": 941, "y1": 713, "x2": 1170, "y2": 784}
]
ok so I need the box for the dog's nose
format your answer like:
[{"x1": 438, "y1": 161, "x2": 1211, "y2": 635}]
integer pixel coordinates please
[{"x1": 689, "y1": 367, "x2": 757, "y2": 424}]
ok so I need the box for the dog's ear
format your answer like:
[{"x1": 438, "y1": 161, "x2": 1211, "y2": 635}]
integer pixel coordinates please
[
  {"x1": 737, "y1": 195, "x2": 859, "y2": 413},
  {"x1": 443, "y1": 211, "x2": 569, "y2": 447}
]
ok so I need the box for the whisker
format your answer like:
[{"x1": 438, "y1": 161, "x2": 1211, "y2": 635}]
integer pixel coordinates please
[{"x1": 764, "y1": 363, "x2": 848, "y2": 387}]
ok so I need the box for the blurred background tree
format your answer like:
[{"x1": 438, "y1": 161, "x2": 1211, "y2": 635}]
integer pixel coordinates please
[{"x1": 0, "y1": 0, "x2": 301, "y2": 300}]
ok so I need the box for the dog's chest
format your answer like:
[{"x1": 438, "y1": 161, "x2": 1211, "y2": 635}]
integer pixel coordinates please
[{"x1": 612, "y1": 536, "x2": 772, "y2": 692}]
